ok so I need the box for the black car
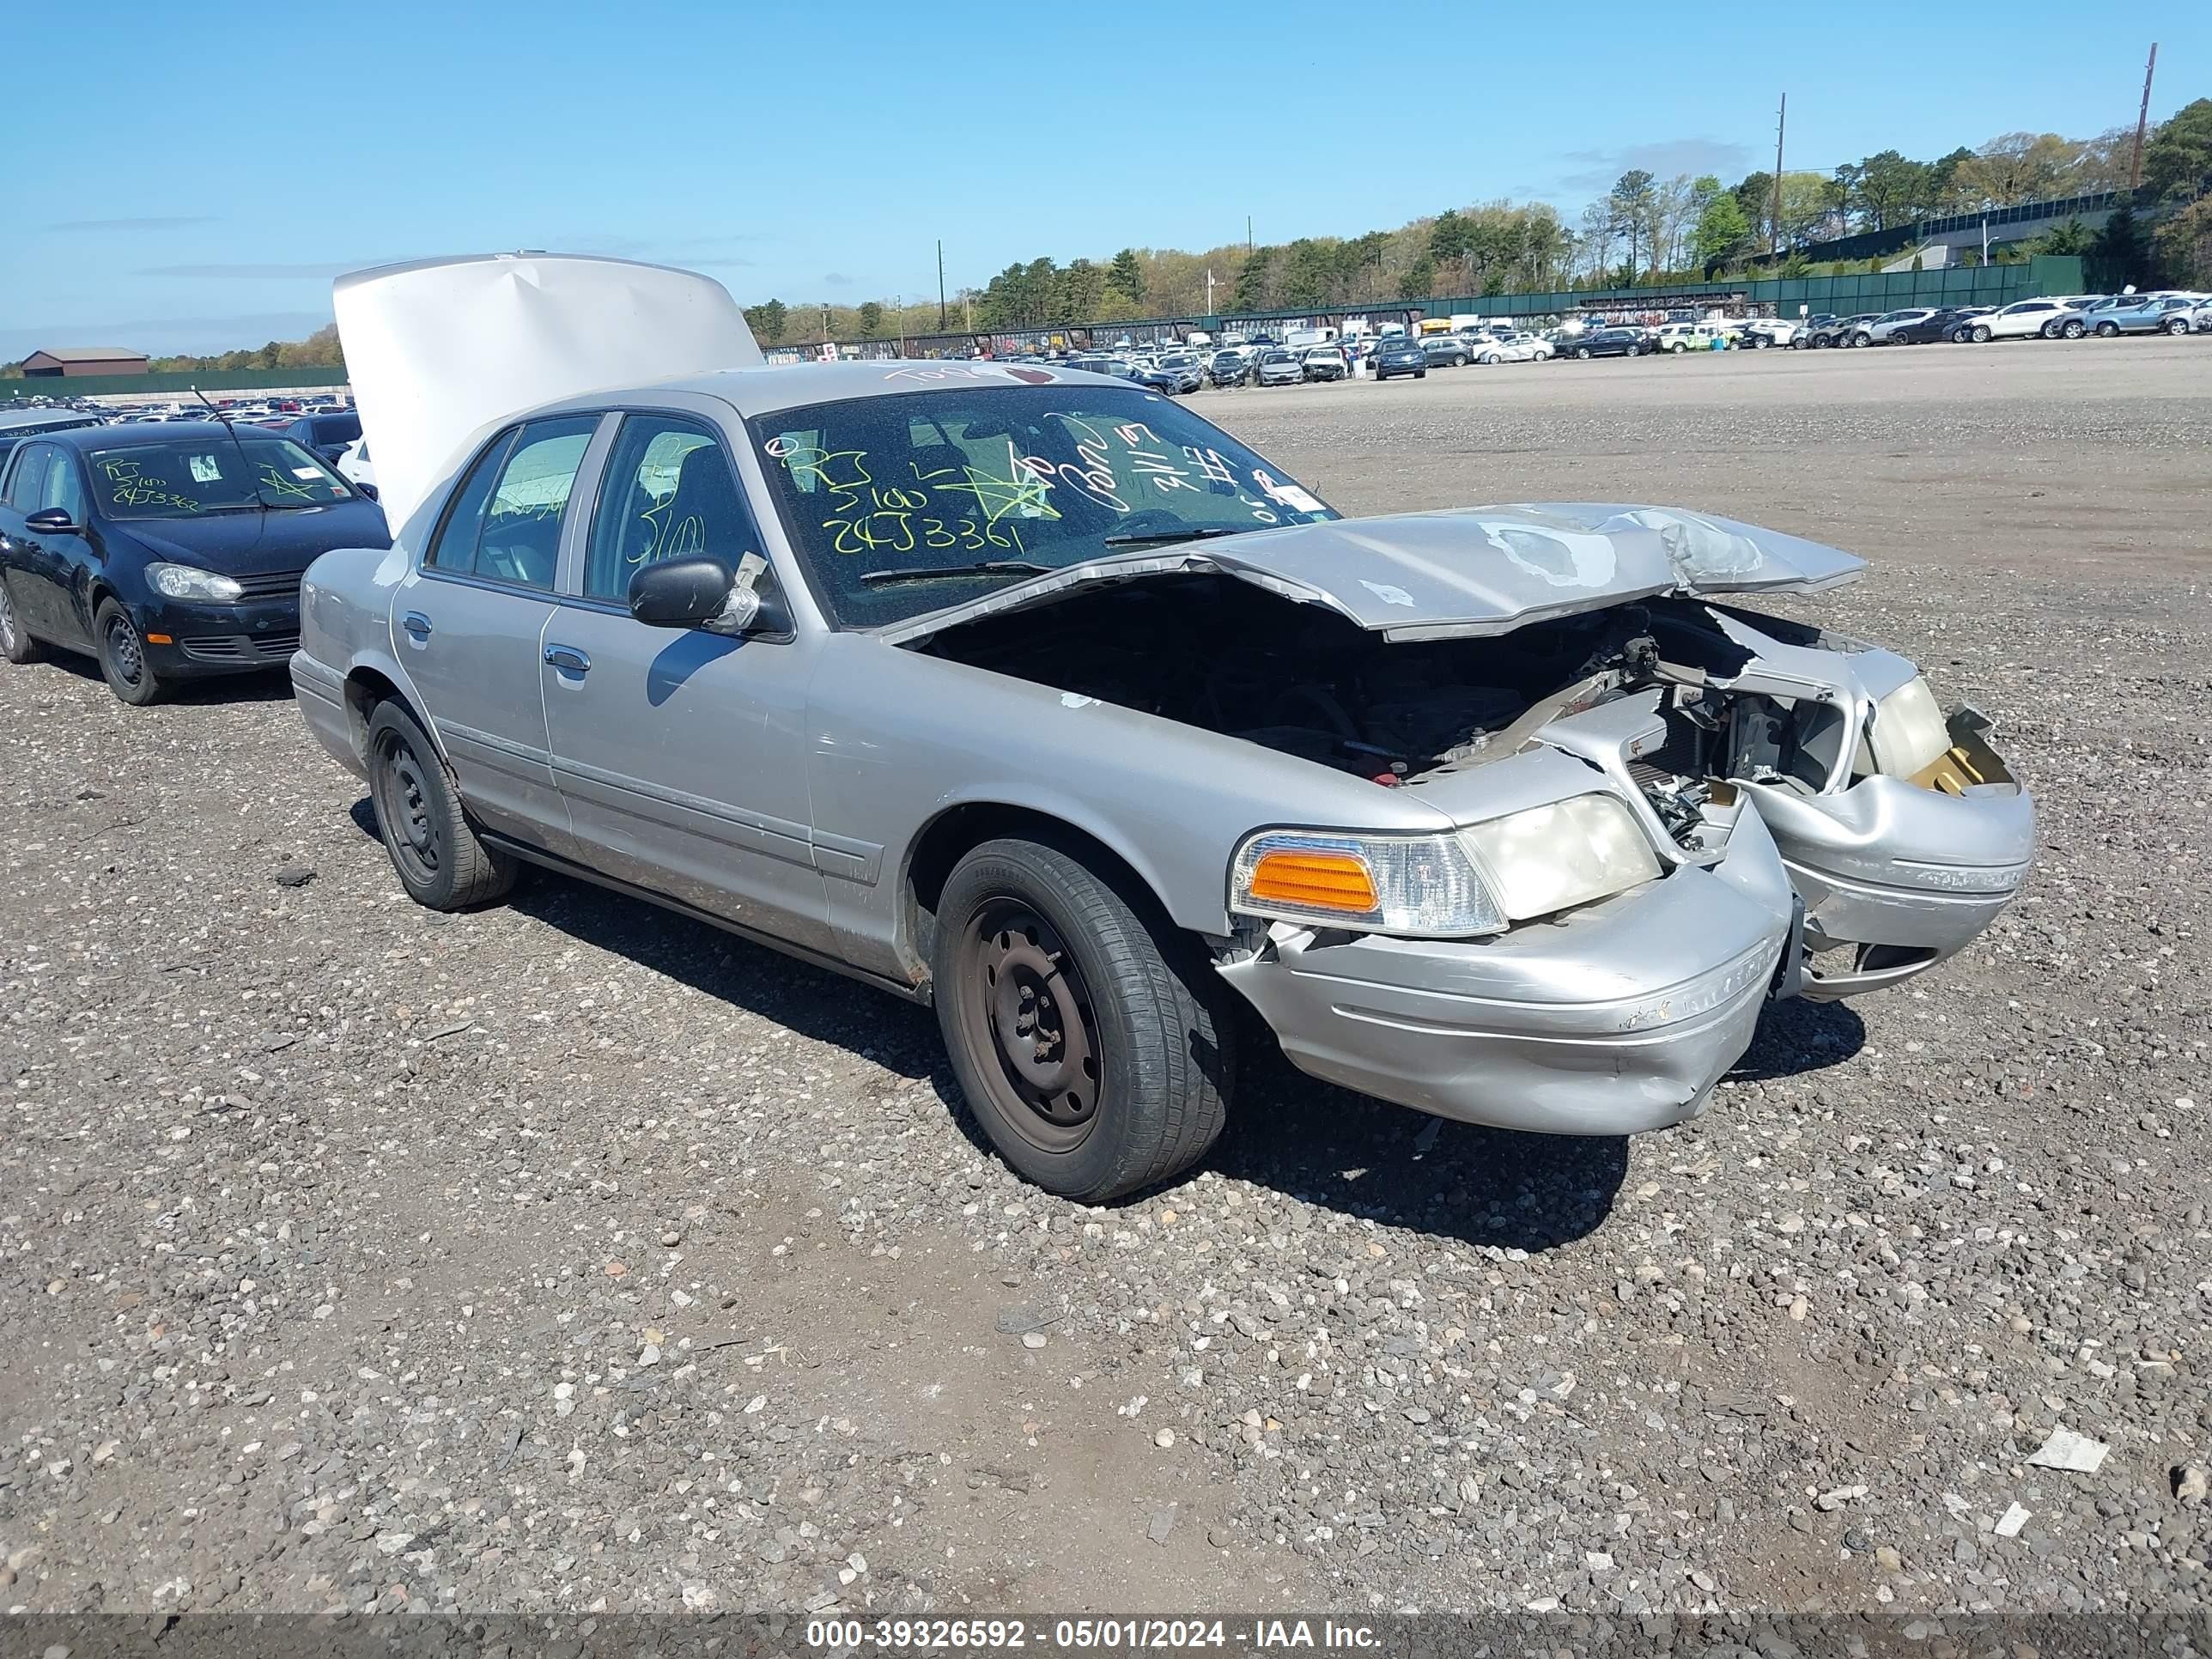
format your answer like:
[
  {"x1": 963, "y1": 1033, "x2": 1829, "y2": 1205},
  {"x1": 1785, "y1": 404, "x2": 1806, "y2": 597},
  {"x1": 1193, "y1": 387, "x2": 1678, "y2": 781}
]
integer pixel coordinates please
[
  {"x1": 1134, "y1": 355, "x2": 1203, "y2": 395},
  {"x1": 0, "y1": 421, "x2": 391, "y2": 705},
  {"x1": 278, "y1": 410, "x2": 363, "y2": 465},
  {"x1": 1206, "y1": 349, "x2": 1251, "y2": 388},
  {"x1": 1370, "y1": 337, "x2": 1430, "y2": 380},
  {"x1": 1561, "y1": 328, "x2": 1652, "y2": 360},
  {"x1": 1420, "y1": 335, "x2": 1471, "y2": 368},
  {"x1": 1887, "y1": 308, "x2": 1972, "y2": 345}
]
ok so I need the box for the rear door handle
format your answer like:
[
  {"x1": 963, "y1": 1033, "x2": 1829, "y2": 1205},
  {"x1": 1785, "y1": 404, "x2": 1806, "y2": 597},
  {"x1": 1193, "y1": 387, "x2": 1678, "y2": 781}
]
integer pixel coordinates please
[
  {"x1": 401, "y1": 611, "x2": 432, "y2": 642},
  {"x1": 544, "y1": 644, "x2": 590, "y2": 674}
]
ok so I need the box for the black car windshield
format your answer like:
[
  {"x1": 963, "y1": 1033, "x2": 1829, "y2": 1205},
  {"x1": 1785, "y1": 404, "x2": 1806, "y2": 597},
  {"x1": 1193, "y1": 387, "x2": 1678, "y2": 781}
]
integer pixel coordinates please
[
  {"x1": 750, "y1": 383, "x2": 1337, "y2": 629},
  {"x1": 86, "y1": 433, "x2": 352, "y2": 519}
]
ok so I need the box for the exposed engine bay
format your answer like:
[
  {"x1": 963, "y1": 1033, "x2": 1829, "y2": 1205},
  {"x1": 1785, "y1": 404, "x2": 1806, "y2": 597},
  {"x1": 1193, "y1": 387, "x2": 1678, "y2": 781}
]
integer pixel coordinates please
[{"x1": 917, "y1": 574, "x2": 2009, "y2": 856}]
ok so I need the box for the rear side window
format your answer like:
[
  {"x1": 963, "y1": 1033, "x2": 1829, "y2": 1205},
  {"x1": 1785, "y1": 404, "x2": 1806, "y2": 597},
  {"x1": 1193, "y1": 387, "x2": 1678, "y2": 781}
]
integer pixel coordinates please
[{"x1": 426, "y1": 416, "x2": 596, "y2": 589}]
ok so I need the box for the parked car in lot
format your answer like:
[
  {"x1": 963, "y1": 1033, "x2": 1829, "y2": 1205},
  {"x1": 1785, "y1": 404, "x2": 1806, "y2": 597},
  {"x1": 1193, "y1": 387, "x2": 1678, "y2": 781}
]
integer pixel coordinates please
[
  {"x1": 1655, "y1": 321, "x2": 1722, "y2": 353},
  {"x1": 1737, "y1": 318, "x2": 1796, "y2": 349},
  {"x1": 1370, "y1": 337, "x2": 1430, "y2": 380},
  {"x1": 1801, "y1": 313, "x2": 1870, "y2": 349},
  {"x1": 1206, "y1": 349, "x2": 1250, "y2": 388},
  {"x1": 1956, "y1": 298, "x2": 2073, "y2": 342},
  {"x1": 2085, "y1": 293, "x2": 2203, "y2": 335},
  {"x1": 1518, "y1": 331, "x2": 1557, "y2": 361},
  {"x1": 1134, "y1": 354, "x2": 1203, "y2": 395},
  {"x1": 1419, "y1": 335, "x2": 1468, "y2": 368},
  {"x1": 0, "y1": 421, "x2": 389, "y2": 703},
  {"x1": 287, "y1": 252, "x2": 2034, "y2": 1202},
  {"x1": 1853, "y1": 308, "x2": 1941, "y2": 346},
  {"x1": 2035, "y1": 296, "x2": 2105, "y2": 337},
  {"x1": 337, "y1": 437, "x2": 377, "y2": 491},
  {"x1": 0, "y1": 406, "x2": 103, "y2": 472},
  {"x1": 1468, "y1": 332, "x2": 1539, "y2": 364},
  {"x1": 1887, "y1": 307, "x2": 1976, "y2": 345},
  {"x1": 1301, "y1": 345, "x2": 1348, "y2": 381},
  {"x1": 1254, "y1": 348, "x2": 1304, "y2": 386},
  {"x1": 2191, "y1": 295, "x2": 2212, "y2": 333},
  {"x1": 278, "y1": 410, "x2": 365, "y2": 465},
  {"x1": 1561, "y1": 327, "x2": 1653, "y2": 359}
]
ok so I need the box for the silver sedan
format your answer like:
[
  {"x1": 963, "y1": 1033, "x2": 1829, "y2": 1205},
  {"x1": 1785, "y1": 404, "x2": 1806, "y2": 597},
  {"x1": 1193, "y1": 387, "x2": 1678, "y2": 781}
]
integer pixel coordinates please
[{"x1": 293, "y1": 254, "x2": 2035, "y2": 1200}]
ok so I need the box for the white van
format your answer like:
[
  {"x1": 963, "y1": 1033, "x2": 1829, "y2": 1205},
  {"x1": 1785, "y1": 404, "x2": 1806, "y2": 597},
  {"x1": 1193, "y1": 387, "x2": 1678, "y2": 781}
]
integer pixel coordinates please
[{"x1": 1284, "y1": 325, "x2": 1339, "y2": 349}]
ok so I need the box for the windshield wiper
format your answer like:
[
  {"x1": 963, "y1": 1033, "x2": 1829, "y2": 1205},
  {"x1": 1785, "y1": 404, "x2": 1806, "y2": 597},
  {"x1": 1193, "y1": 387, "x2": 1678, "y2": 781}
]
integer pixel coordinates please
[
  {"x1": 858, "y1": 559, "x2": 1052, "y2": 586},
  {"x1": 1100, "y1": 525, "x2": 1251, "y2": 550}
]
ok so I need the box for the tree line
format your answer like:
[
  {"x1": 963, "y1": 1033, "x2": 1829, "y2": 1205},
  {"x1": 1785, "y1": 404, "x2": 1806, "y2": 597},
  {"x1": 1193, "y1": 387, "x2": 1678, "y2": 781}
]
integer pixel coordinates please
[{"x1": 739, "y1": 104, "x2": 2212, "y2": 344}]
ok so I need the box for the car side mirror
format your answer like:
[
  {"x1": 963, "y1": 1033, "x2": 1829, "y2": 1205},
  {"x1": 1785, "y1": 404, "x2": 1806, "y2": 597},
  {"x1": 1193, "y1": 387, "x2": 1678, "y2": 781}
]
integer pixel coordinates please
[
  {"x1": 355, "y1": 482, "x2": 379, "y2": 501},
  {"x1": 628, "y1": 556, "x2": 792, "y2": 636},
  {"x1": 24, "y1": 507, "x2": 80, "y2": 535}
]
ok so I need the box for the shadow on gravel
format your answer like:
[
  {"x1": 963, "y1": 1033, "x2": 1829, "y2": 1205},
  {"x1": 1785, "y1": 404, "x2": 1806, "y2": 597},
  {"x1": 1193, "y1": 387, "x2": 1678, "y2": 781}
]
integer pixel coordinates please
[
  {"x1": 1203, "y1": 1037, "x2": 1629, "y2": 1252},
  {"x1": 1727, "y1": 995, "x2": 1866, "y2": 1082},
  {"x1": 30, "y1": 652, "x2": 295, "y2": 705}
]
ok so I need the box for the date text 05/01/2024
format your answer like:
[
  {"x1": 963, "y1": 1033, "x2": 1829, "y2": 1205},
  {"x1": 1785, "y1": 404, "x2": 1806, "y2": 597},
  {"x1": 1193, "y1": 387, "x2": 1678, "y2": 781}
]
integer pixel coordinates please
[{"x1": 802, "y1": 1618, "x2": 1382, "y2": 1650}]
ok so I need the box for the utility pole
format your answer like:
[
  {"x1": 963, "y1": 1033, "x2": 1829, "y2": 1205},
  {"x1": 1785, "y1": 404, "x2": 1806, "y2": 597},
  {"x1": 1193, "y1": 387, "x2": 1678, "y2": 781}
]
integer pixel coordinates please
[
  {"x1": 1246, "y1": 216, "x2": 1253, "y2": 254},
  {"x1": 1205, "y1": 269, "x2": 1217, "y2": 315},
  {"x1": 937, "y1": 240, "x2": 947, "y2": 330},
  {"x1": 1770, "y1": 94, "x2": 1786, "y2": 258},
  {"x1": 2129, "y1": 45, "x2": 2159, "y2": 189}
]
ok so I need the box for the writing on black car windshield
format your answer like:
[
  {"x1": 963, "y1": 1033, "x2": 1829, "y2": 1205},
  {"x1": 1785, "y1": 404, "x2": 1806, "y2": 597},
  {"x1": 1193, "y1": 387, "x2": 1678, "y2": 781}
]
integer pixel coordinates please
[
  {"x1": 751, "y1": 383, "x2": 1335, "y2": 626},
  {"x1": 87, "y1": 435, "x2": 352, "y2": 520}
]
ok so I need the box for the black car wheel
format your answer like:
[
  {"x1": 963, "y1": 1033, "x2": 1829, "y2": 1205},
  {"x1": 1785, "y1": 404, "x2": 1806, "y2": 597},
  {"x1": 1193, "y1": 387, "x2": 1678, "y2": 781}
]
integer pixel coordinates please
[
  {"x1": 933, "y1": 836, "x2": 1231, "y2": 1201},
  {"x1": 0, "y1": 577, "x2": 40, "y2": 665},
  {"x1": 1416, "y1": 368, "x2": 1427, "y2": 378},
  {"x1": 366, "y1": 700, "x2": 515, "y2": 909},
  {"x1": 94, "y1": 598, "x2": 165, "y2": 706}
]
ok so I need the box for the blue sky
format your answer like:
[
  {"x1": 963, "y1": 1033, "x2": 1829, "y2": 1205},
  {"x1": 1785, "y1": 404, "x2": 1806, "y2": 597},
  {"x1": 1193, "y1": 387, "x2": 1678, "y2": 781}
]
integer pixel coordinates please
[{"x1": 4, "y1": 1, "x2": 2200, "y2": 357}]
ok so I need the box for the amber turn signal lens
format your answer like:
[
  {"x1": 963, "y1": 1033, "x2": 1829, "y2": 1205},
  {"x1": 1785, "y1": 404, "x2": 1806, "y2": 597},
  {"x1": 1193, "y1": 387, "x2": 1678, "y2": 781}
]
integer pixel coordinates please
[
  {"x1": 1244, "y1": 849, "x2": 1379, "y2": 915},
  {"x1": 145, "y1": 633, "x2": 173, "y2": 644}
]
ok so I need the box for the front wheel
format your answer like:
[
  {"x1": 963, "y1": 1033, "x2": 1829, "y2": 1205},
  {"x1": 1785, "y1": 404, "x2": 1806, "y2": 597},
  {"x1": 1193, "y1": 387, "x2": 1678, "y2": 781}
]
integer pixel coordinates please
[
  {"x1": 2095, "y1": 322, "x2": 2118, "y2": 337},
  {"x1": 2063, "y1": 319, "x2": 2086, "y2": 338},
  {"x1": 934, "y1": 837, "x2": 1231, "y2": 1201},
  {"x1": 94, "y1": 598, "x2": 165, "y2": 706},
  {"x1": 366, "y1": 700, "x2": 515, "y2": 910},
  {"x1": 1575, "y1": 347, "x2": 1591, "y2": 359},
  {"x1": 1415, "y1": 368, "x2": 1426, "y2": 378},
  {"x1": 1972, "y1": 325, "x2": 1992, "y2": 343},
  {"x1": 0, "y1": 576, "x2": 40, "y2": 665},
  {"x1": 2041, "y1": 319, "x2": 2063, "y2": 338}
]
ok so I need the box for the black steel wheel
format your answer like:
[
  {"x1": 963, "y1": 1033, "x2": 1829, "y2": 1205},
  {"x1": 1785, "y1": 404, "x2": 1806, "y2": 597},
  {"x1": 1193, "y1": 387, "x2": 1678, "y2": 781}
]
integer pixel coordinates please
[
  {"x1": 933, "y1": 836, "x2": 1231, "y2": 1200},
  {"x1": 0, "y1": 576, "x2": 39, "y2": 665},
  {"x1": 365, "y1": 700, "x2": 514, "y2": 909},
  {"x1": 94, "y1": 598, "x2": 164, "y2": 706}
]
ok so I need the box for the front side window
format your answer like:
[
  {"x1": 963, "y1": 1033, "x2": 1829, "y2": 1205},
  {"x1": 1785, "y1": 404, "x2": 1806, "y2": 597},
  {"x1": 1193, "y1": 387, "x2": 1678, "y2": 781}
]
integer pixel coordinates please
[
  {"x1": 39, "y1": 447, "x2": 87, "y2": 522},
  {"x1": 750, "y1": 383, "x2": 1335, "y2": 629},
  {"x1": 4, "y1": 443, "x2": 50, "y2": 510},
  {"x1": 84, "y1": 434, "x2": 352, "y2": 519},
  {"x1": 428, "y1": 416, "x2": 596, "y2": 590},
  {"x1": 585, "y1": 416, "x2": 763, "y2": 602}
]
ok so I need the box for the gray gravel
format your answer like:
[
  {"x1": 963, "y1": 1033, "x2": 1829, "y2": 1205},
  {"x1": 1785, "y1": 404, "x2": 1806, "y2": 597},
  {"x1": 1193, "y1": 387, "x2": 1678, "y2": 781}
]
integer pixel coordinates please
[{"x1": 3, "y1": 337, "x2": 2208, "y2": 1618}]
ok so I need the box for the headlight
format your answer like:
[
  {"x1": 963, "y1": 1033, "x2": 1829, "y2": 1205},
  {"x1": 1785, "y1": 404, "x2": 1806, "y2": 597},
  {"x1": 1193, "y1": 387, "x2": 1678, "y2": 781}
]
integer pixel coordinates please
[
  {"x1": 145, "y1": 562, "x2": 243, "y2": 603},
  {"x1": 1231, "y1": 830, "x2": 1505, "y2": 938},
  {"x1": 1462, "y1": 793, "x2": 1661, "y2": 922}
]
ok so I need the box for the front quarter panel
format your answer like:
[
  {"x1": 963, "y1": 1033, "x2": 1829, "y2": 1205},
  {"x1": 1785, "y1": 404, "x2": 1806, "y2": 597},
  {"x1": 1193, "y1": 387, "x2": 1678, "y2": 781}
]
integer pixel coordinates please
[{"x1": 803, "y1": 632, "x2": 1459, "y2": 981}]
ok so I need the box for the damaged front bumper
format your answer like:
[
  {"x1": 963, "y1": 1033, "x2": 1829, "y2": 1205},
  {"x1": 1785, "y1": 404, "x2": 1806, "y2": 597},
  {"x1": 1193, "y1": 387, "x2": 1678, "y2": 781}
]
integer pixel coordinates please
[
  {"x1": 1741, "y1": 712, "x2": 2035, "y2": 1000},
  {"x1": 1215, "y1": 808, "x2": 1795, "y2": 1136}
]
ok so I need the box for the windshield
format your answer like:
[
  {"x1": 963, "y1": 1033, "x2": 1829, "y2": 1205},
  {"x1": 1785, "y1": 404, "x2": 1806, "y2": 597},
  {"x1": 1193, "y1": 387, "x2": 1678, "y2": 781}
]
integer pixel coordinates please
[
  {"x1": 87, "y1": 433, "x2": 352, "y2": 519},
  {"x1": 750, "y1": 384, "x2": 1337, "y2": 629}
]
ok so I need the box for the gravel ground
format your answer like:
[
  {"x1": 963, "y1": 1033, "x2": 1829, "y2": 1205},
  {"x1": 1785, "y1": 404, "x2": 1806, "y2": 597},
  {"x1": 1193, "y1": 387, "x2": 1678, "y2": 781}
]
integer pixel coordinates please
[{"x1": 3, "y1": 337, "x2": 2208, "y2": 1620}]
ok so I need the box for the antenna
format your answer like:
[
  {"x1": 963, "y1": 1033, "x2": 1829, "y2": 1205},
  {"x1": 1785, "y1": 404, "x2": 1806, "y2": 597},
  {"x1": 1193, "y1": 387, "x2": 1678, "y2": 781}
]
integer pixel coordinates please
[
  {"x1": 2129, "y1": 45, "x2": 2159, "y2": 190},
  {"x1": 192, "y1": 387, "x2": 266, "y2": 506}
]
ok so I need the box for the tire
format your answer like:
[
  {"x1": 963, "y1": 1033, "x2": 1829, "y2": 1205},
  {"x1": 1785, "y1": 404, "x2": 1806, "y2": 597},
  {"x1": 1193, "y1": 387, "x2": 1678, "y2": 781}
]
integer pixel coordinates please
[
  {"x1": 365, "y1": 700, "x2": 515, "y2": 910},
  {"x1": 1972, "y1": 325, "x2": 1992, "y2": 343},
  {"x1": 2041, "y1": 319, "x2": 2063, "y2": 338},
  {"x1": 94, "y1": 597, "x2": 165, "y2": 706},
  {"x1": 1575, "y1": 347, "x2": 1590, "y2": 359},
  {"x1": 2166, "y1": 318, "x2": 2189, "y2": 335},
  {"x1": 933, "y1": 836, "x2": 1231, "y2": 1201},
  {"x1": 2095, "y1": 322, "x2": 2118, "y2": 337},
  {"x1": 2063, "y1": 319, "x2": 2086, "y2": 338},
  {"x1": 1852, "y1": 332, "x2": 1872, "y2": 348},
  {"x1": 0, "y1": 575, "x2": 40, "y2": 665},
  {"x1": 1415, "y1": 368, "x2": 1426, "y2": 378}
]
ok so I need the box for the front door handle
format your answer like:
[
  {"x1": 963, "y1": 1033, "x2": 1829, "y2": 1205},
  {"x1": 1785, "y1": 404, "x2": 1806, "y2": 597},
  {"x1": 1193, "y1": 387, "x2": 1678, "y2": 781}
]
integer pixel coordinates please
[
  {"x1": 401, "y1": 611, "x2": 432, "y2": 642},
  {"x1": 544, "y1": 643, "x2": 591, "y2": 674}
]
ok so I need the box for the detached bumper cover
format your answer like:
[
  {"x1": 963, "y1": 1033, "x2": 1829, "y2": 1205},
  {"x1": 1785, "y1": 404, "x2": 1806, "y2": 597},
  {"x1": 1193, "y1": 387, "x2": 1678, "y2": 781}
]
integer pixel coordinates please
[{"x1": 1216, "y1": 809, "x2": 1795, "y2": 1136}]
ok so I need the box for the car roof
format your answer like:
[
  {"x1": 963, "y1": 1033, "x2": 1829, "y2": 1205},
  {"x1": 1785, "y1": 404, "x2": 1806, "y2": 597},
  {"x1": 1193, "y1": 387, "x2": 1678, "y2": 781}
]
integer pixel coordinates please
[{"x1": 45, "y1": 419, "x2": 275, "y2": 448}]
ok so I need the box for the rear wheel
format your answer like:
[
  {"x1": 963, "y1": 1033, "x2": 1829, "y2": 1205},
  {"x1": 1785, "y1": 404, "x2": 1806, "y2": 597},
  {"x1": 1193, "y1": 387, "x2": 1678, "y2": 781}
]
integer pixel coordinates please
[
  {"x1": 2095, "y1": 322, "x2": 2118, "y2": 337},
  {"x1": 933, "y1": 836, "x2": 1232, "y2": 1201},
  {"x1": 94, "y1": 598, "x2": 165, "y2": 706},
  {"x1": 2040, "y1": 319, "x2": 2063, "y2": 338},
  {"x1": 0, "y1": 577, "x2": 40, "y2": 665},
  {"x1": 2062, "y1": 319, "x2": 2086, "y2": 338},
  {"x1": 366, "y1": 700, "x2": 515, "y2": 909},
  {"x1": 1972, "y1": 325, "x2": 1992, "y2": 343},
  {"x1": 2166, "y1": 317, "x2": 2190, "y2": 335},
  {"x1": 1576, "y1": 346, "x2": 1591, "y2": 359}
]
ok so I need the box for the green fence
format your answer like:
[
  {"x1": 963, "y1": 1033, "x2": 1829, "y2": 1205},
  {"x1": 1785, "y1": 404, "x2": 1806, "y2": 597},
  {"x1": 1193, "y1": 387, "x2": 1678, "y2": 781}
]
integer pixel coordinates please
[{"x1": 2, "y1": 364, "x2": 350, "y2": 403}]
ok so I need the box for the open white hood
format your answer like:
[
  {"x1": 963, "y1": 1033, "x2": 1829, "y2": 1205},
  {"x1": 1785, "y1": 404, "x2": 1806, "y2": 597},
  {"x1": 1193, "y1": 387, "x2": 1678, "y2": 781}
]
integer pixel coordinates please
[{"x1": 332, "y1": 253, "x2": 763, "y2": 538}]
